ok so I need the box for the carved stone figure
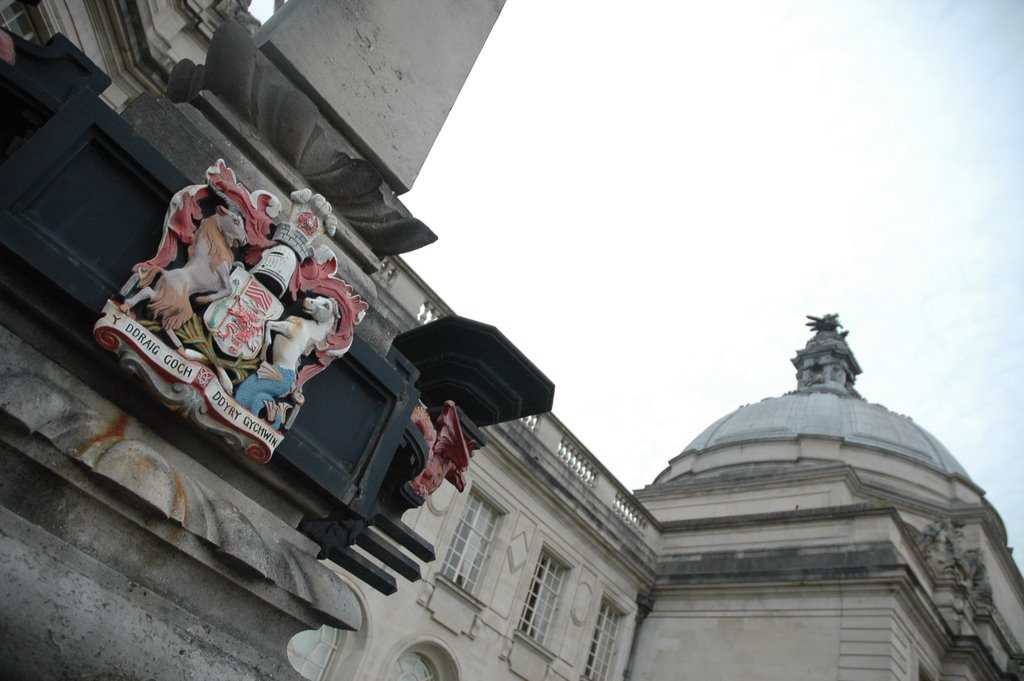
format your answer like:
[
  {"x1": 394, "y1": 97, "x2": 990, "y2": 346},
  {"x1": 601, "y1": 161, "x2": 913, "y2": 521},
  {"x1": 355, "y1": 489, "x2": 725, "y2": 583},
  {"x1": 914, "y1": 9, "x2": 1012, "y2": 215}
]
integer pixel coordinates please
[
  {"x1": 917, "y1": 517, "x2": 970, "y2": 581},
  {"x1": 95, "y1": 160, "x2": 368, "y2": 463},
  {"x1": 964, "y1": 549, "x2": 995, "y2": 607}
]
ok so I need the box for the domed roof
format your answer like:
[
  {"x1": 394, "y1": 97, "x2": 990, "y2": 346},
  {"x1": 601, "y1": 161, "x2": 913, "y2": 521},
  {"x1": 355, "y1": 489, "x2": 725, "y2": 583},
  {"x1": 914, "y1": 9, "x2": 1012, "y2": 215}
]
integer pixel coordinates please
[
  {"x1": 680, "y1": 314, "x2": 969, "y2": 479},
  {"x1": 683, "y1": 392, "x2": 969, "y2": 478}
]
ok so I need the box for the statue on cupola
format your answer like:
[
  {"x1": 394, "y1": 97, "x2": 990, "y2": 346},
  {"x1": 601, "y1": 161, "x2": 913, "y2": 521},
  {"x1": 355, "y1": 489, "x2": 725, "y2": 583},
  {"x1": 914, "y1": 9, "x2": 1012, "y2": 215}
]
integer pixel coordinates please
[{"x1": 792, "y1": 314, "x2": 863, "y2": 397}]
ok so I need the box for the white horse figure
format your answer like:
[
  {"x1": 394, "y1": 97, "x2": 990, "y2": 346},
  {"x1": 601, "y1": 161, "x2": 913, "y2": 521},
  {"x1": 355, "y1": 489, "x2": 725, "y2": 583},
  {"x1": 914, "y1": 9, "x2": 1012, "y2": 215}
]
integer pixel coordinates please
[
  {"x1": 120, "y1": 204, "x2": 247, "y2": 348},
  {"x1": 235, "y1": 295, "x2": 343, "y2": 428}
]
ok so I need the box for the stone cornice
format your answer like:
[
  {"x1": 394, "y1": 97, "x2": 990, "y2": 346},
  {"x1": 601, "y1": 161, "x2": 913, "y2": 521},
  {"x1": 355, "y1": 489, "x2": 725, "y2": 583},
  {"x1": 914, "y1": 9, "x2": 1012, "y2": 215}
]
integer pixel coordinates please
[
  {"x1": 643, "y1": 458, "x2": 1024, "y2": 608},
  {"x1": 662, "y1": 432, "x2": 979, "y2": 491},
  {"x1": 637, "y1": 460, "x2": 857, "y2": 499},
  {"x1": 657, "y1": 501, "x2": 891, "y2": 533},
  {"x1": 655, "y1": 540, "x2": 912, "y2": 586},
  {"x1": 943, "y1": 634, "x2": 1017, "y2": 681}
]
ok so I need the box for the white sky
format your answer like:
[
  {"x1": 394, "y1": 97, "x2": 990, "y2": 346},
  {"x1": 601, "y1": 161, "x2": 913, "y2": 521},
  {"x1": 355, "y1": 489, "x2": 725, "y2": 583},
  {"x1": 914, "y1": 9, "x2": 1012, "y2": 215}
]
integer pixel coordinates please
[{"x1": 250, "y1": 1, "x2": 1024, "y2": 558}]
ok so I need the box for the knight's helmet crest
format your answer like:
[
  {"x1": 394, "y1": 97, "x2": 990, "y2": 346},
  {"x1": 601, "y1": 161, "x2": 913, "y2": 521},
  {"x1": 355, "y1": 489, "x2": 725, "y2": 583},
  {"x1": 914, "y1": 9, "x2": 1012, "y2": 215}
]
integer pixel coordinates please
[{"x1": 251, "y1": 189, "x2": 338, "y2": 297}]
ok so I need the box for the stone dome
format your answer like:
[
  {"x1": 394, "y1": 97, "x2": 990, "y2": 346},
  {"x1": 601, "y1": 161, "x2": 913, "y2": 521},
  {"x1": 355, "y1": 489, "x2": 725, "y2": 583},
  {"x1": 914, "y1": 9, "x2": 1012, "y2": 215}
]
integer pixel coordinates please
[
  {"x1": 682, "y1": 391, "x2": 969, "y2": 478},
  {"x1": 677, "y1": 314, "x2": 969, "y2": 479}
]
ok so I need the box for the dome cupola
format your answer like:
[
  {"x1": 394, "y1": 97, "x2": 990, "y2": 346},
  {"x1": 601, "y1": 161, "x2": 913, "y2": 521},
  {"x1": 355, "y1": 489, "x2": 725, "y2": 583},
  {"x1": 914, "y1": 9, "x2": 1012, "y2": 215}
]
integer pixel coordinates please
[{"x1": 655, "y1": 315, "x2": 970, "y2": 483}]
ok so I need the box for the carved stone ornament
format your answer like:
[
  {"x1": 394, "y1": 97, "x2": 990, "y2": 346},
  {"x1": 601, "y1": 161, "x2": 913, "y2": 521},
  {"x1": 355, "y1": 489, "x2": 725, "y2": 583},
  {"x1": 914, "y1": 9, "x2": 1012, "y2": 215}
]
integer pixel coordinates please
[
  {"x1": 965, "y1": 549, "x2": 995, "y2": 608},
  {"x1": 408, "y1": 401, "x2": 477, "y2": 499},
  {"x1": 167, "y1": 20, "x2": 436, "y2": 256},
  {"x1": 792, "y1": 313, "x2": 862, "y2": 398},
  {"x1": 918, "y1": 517, "x2": 964, "y2": 569},
  {"x1": 94, "y1": 160, "x2": 368, "y2": 463},
  {"x1": 917, "y1": 517, "x2": 976, "y2": 584}
]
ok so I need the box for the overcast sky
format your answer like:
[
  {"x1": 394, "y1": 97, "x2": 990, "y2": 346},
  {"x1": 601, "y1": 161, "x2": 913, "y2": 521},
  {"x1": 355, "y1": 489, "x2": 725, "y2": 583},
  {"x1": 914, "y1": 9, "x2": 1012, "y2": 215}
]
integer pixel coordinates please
[{"x1": 251, "y1": 2, "x2": 1024, "y2": 559}]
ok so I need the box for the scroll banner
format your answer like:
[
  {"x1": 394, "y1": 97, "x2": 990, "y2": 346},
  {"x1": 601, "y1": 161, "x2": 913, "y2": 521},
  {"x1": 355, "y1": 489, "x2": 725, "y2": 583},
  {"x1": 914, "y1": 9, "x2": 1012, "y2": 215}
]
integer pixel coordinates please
[{"x1": 94, "y1": 301, "x2": 281, "y2": 463}]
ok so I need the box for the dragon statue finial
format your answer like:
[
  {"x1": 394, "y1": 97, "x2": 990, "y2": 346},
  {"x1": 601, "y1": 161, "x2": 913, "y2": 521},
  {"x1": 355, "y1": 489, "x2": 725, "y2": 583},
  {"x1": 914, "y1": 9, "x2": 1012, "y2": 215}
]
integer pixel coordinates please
[{"x1": 806, "y1": 313, "x2": 845, "y2": 336}]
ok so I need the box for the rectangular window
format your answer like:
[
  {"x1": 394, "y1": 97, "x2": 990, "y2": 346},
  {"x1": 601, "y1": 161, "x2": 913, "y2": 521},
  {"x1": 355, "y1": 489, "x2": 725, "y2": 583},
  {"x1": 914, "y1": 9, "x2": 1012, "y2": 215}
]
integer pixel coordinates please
[
  {"x1": 518, "y1": 551, "x2": 566, "y2": 645},
  {"x1": 583, "y1": 601, "x2": 622, "y2": 681},
  {"x1": 441, "y1": 494, "x2": 498, "y2": 593}
]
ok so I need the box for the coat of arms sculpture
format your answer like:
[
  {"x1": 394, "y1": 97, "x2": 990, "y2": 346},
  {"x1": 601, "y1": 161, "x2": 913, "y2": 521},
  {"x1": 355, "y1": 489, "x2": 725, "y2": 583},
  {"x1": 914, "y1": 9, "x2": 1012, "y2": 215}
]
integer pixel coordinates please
[{"x1": 94, "y1": 160, "x2": 368, "y2": 463}]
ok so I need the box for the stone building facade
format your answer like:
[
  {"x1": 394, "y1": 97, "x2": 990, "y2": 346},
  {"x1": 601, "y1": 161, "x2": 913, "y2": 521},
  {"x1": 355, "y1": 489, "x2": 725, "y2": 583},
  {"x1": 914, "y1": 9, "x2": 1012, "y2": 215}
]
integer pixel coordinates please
[
  {"x1": 357, "y1": 265, "x2": 1024, "y2": 681},
  {"x1": 0, "y1": 0, "x2": 257, "y2": 109},
  {"x1": 1, "y1": 3, "x2": 1022, "y2": 681},
  {"x1": 632, "y1": 317, "x2": 1024, "y2": 681},
  {"x1": 313, "y1": 255, "x2": 657, "y2": 681}
]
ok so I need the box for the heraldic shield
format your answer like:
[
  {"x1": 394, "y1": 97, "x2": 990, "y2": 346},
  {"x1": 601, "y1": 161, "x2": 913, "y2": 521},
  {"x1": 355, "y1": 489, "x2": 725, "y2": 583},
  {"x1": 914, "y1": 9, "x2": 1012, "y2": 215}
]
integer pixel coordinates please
[
  {"x1": 93, "y1": 160, "x2": 368, "y2": 464},
  {"x1": 204, "y1": 268, "x2": 284, "y2": 360}
]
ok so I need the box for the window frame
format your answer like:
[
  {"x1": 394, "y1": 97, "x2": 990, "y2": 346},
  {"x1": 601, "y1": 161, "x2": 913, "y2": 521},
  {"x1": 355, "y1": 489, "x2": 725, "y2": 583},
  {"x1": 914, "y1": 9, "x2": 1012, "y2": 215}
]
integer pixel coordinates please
[
  {"x1": 440, "y1": 491, "x2": 501, "y2": 594},
  {"x1": 390, "y1": 651, "x2": 437, "y2": 681},
  {"x1": 581, "y1": 599, "x2": 624, "y2": 681},
  {"x1": 381, "y1": 641, "x2": 460, "y2": 681},
  {"x1": 287, "y1": 625, "x2": 341, "y2": 681},
  {"x1": 517, "y1": 548, "x2": 569, "y2": 647}
]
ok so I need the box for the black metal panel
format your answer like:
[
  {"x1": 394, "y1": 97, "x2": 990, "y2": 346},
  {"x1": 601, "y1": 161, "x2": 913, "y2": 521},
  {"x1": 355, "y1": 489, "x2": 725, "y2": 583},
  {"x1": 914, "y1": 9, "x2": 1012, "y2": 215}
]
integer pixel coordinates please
[
  {"x1": 0, "y1": 94, "x2": 186, "y2": 310},
  {"x1": 0, "y1": 33, "x2": 109, "y2": 113},
  {"x1": 276, "y1": 337, "x2": 419, "y2": 513},
  {"x1": 0, "y1": 34, "x2": 425, "y2": 562}
]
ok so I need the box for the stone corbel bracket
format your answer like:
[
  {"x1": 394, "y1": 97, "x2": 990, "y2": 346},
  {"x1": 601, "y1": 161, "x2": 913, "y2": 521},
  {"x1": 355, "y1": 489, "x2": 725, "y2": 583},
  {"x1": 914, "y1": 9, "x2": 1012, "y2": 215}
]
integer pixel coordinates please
[
  {"x1": 0, "y1": 352, "x2": 359, "y2": 632},
  {"x1": 167, "y1": 20, "x2": 436, "y2": 258}
]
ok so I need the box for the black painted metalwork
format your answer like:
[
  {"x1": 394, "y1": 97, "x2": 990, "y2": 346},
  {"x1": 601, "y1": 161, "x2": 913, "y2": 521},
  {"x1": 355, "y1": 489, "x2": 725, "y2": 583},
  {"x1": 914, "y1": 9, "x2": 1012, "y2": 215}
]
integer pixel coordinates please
[
  {"x1": 393, "y1": 315, "x2": 555, "y2": 426},
  {"x1": 0, "y1": 32, "x2": 431, "y2": 595}
]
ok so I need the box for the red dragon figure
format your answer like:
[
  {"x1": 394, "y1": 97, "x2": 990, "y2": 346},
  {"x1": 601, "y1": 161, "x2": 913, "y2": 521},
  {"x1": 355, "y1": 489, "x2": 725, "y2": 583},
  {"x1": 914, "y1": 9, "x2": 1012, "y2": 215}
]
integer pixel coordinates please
[{"x1": 409, "y1": 401, "x2": 477, "y2": 499}]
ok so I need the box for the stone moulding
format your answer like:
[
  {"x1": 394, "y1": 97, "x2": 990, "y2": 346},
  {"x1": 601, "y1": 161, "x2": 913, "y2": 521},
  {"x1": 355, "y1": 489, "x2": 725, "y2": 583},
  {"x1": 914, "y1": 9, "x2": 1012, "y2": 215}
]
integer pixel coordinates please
[
  {"x1": 654, "y1": 541, "x2": 908, "y2": 585},
  {"x1": 0, "y1": 366, "x2": 360, "y2": 631}
]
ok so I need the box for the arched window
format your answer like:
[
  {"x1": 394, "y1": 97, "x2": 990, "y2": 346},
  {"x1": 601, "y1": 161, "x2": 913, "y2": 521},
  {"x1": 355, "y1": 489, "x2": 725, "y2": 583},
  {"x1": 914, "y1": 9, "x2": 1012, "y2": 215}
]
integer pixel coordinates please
[
  {"x1": 287, "y1": 625, "x2": 340, "y2": 681},
  {"x1": 385, "y1": 642, "x2": 459, "y2": 681},
  {"x1": 390, "y1": 652, "x2": 437, "y2": 681}
]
